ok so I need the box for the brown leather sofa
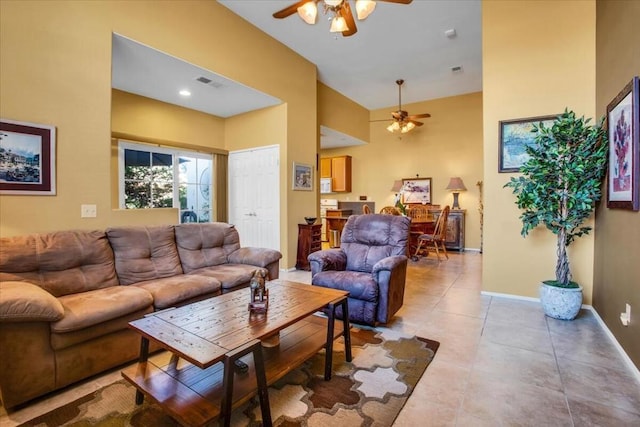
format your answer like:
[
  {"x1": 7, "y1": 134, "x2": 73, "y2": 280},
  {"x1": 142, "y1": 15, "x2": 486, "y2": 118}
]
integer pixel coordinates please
[{"x1": 0, "y1": 222, "x2": 281, "y2": 409}]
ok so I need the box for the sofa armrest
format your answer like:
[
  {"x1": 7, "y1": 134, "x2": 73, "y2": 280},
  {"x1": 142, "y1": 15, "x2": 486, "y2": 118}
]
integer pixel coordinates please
[
  {"x1": 371, "y1": 255, "x2": 408, "y2": 324},
  {"x1": 0, "y1": 281, "x2": 64, "y2": 322},
  {"x1": 308, "y1": 249, "x2": 347, "y2": 277},
  {"x1": 228, "y1": 247, "x2": 282, "y2": 268},
  {"x1": 372, "y1": 255, "x2": 407, "y2": 275}
]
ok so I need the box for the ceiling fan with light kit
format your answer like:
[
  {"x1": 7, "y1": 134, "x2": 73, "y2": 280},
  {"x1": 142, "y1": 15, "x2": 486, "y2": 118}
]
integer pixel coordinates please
[
  {"x1": 273, "y1": 0, "x2": 412, "y2": 37},
  {"x1": 371, "y1": 79, "x2": 431, "y2": 134}
]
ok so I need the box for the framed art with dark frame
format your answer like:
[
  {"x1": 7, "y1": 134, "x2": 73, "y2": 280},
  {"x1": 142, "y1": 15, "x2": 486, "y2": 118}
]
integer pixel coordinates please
[
  {"x1": 606, "y1": 76, "x2": 639, "y2": 211},
  {"x1": 498, "y1": 114, "x2": 557, "y2": 173},
  {"x1": 292, "y1": 161, "x2": 313, "y2": 191},
  {"x1": 0, "y1": 119, "x2": 56, "y2": 195},
  {"x1": 402, "y1": 177, "x2": 432, "y2": 204}
]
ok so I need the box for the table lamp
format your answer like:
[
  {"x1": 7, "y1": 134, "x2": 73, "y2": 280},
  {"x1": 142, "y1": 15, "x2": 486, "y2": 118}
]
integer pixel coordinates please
[{"x1": 446, "y1": 177, "x2": 467, "y2": 209}]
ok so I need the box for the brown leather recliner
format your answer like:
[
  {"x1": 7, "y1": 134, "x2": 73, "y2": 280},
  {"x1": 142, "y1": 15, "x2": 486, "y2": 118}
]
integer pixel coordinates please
[{"x1": 308, "y1": 214, "x2": 410, "y2": 325}]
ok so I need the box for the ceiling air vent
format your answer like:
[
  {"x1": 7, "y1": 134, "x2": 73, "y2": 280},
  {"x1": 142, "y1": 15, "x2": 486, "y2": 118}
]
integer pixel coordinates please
[{"x1": 196, "y1": 76, "x2": 225, "y2": 89}]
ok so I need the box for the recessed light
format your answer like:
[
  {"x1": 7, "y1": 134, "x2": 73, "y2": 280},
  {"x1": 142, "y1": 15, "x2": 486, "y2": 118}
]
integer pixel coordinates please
[
  {"x1": 179, "y1": 89, "x2": 191, "y2": 97},
  {"x1": 445, "y1": 29, "x2": 457, "y2": 39}
]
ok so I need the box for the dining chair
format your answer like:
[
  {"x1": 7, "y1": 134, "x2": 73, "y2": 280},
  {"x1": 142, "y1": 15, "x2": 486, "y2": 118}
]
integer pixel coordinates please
[
  {"x1": 379, "y1": 206, "x2": 402, "y2": 215},
  {"x1": 413, "y1": 205, "x2": 450, "y2": 261}
]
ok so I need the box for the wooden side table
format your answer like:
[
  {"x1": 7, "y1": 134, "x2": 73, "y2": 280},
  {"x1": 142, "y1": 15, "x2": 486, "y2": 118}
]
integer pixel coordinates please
[{"x1": 296, "y1": 223, "x2": 322, "y2": 270}]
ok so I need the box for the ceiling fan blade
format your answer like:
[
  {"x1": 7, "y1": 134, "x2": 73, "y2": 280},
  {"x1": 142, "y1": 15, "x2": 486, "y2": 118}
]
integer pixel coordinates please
[
  {"x1": 409, "y1": 120, "x2": 424, "y2": 127},
  {"x1": 273, "y1": 1, "x2": 308, "y2": 19},
  {"x1": 408, "y1": 113, "x2": 431, "y2": 119},
  {"x1": 340, "y1": 2, "x2": 358, "y2": 37},
  {"x1": 378, "y1": 0, "x2": 413, "y2": 4}
]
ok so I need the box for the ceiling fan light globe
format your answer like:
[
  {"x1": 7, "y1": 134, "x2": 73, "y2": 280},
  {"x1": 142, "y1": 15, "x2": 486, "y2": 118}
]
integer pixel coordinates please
[
  {"x1": 297, "y1": 2, "x2": 318, "y2": 24},
  {"x1": 325, "y1": 0, "x2": 343, "y2": 7},
  {"x1": 330, "y1": 16, "x2": 349, "y2": 32},
  {"x1": 355, "y1": 0, "x2": 376, "y2": 20}
]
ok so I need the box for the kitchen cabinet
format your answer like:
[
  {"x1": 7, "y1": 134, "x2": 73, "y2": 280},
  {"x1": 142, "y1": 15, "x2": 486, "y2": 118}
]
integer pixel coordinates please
[
  {"x1": 319, "y1": 156, "x2": 352, "y2": 192},
  {"x1": 296, "y1": 223, "x2": 322, "y2": 270},
  {"x1": 320, "y1": 158, "x2": 332, "y2": 178},
  {"x1": 330, "y1": 156, "x2": 352, "y2": 192}
]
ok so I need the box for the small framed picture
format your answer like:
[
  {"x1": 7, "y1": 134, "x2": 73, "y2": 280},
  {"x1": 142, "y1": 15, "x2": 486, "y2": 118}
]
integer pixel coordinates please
[
  {"x1": 292, "y1": 161, "x2": 313, "y2": 191},
  {"x1": 402, "y1": 177, "x2": 432, "y2": 204},
  {"x1": 0, "y1": 119, "x2": 56, "y2": 195},
  {"x1": 606, "y1": 76, "x2": 639, "y2": 211},
  {"x1": 498, "y1": 115, "x2": 557, "y2": 173}
]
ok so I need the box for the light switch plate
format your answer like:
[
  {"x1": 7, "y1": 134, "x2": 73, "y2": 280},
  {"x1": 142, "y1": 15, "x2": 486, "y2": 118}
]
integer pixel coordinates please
[{"x1": 81, "y1": 204, "x2": 97, "y2": 218}]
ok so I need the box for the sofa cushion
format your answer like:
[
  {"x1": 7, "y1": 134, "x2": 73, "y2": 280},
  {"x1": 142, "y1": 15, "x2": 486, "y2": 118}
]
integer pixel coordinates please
[
  {"x1": 50, "y1": 307, "x2": 152, "y2": 350},
  {"x1": 51, "y1": 286, "x2": 153, "y2": 333},
  {"x1": 0, "y1": 230, "x2": 119, "y2": 297},
  {"x1": 174, "y1": 223, "x2": 241, "y2": 272},
  {"x1": 188, "y1": 264, "x2": 267, "y2": 290},
  {"x1": 0, "y1": 281, "x2": 64, "y2": 322},
  {"x1": 107, "y1": 225, "x2": 183, "y2": 285},
  {"x1": 133, "y1": 275, "x2": 222, "y2": 309},
  {"x1": 312, "y1": 271, "x2": 379, "y2": 302}
]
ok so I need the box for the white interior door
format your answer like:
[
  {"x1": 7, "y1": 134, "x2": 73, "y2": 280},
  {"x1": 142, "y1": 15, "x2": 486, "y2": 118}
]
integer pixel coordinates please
[{"x1": 228, "y1": 145, "x2": 280, "y2": 251}]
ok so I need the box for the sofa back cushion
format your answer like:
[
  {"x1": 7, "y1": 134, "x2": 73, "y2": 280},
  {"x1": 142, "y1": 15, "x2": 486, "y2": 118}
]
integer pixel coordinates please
[
  {"x1": 0, "y1": 230, "x2": 119, "y2": 297},
  {"x1": 174, "y1": 223, "x2": 241, "y2": 273},
  {"x1": 341, "y1": 214, "x2": 410, "y2": 273},
  {"x1": 106, "y1": 225, "x2": 183, "y2": 285}
]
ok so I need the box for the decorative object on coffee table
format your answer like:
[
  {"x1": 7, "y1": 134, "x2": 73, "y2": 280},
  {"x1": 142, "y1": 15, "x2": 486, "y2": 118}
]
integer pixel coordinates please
[{"x1": 249, "y1": 269, "x2": 269, "y2": 313}]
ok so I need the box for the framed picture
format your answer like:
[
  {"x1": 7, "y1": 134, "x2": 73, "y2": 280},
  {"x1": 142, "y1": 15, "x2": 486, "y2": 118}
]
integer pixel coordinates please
[
  {"x1": 606, "y1": 76, "x2": 639, "y2": 211},
  {"x1": 402, "y1": 177, "x2": 432, "y2": 204},
  {"x1": 498, "y1": 114, "x2": 557, "y2": 173},
  {"x1": 292, "y1": 161, "x2": 313, "y2": 191},
  {"x1": 0, "y1": 119, "x2": 56, "y2": 195}
]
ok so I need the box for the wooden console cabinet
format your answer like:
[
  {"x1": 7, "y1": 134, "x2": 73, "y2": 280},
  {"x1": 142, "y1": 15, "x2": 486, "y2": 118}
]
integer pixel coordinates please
[
  {"x1": 296, "y1": 223, "x2": 322, "y2": 270},
  {"x1": 433, "y1": 209, "x2": 465, "y2": 251}
]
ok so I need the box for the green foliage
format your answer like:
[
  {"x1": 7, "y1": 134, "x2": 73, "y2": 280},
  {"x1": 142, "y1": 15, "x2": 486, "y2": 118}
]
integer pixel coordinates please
[{"x1": 504, "y1": 109, "x2": 608, "y2": 285}]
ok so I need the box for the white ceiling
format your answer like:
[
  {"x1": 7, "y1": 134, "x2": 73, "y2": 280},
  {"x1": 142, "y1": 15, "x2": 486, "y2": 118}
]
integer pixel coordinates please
[
  {"x1": 112, "y1": 34, "x2": 281, "y2": 118},
  {"x1": 111, "y1": 1, "x2": 482, "y2": 148},
  {"x1": 218, "y1": 0, "x2": 482, "y2": 110}
]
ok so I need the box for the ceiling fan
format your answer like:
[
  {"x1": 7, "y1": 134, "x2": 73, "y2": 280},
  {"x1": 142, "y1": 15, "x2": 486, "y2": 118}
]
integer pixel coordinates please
[
  {"x1": 273, "y1": 0, "x2": 413, "y2": 37},
  {"x1": 371, "y1": 79, "x2": 431, "y2": 134}
]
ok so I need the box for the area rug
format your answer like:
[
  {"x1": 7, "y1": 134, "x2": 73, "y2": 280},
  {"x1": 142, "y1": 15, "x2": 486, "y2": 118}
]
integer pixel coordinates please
[{"x1": 18, "y1": 327, "x2": 439, "y2": 427}]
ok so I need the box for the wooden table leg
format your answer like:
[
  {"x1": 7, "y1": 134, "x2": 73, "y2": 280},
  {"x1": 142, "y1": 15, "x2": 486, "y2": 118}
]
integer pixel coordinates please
[
  {"x1": 324, "y1": 302, "x2": 337, "y2": 380},
  {"x1": 220, "y1": 340, "x2": 271, "y2": 427},
  {"x1": 340, "y1": 298, "x2": 352, "y2": 362},
  {"x1": 135, "y1": 337, "x2": 149, "y2": 405}
]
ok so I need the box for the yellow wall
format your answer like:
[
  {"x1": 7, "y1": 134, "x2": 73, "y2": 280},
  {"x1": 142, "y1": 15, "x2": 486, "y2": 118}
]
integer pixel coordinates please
[
  {"x1": 111, "y1": 89, "x2": 226, "y2": 148},
  {"x1": 322, "y1": 92, "x2": 484, "y2": 250},
  {"x1": 318, "y1": 82, "x2": 370, "y2": 143},
  {"x1": 593, "y1": 0, "x2": 640, "y2": 368},
  {"x1": 0, "y1": 1, "x2": 317, "y2": 269},
  {"x1": 482, "y1": 1, "x2": 597, "y2": 302}
]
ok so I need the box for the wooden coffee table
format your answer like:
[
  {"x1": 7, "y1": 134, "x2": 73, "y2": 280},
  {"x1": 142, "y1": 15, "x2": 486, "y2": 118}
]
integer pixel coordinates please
[{"x1": 121, "y1": 280, "x2": 351, "y2": 427}]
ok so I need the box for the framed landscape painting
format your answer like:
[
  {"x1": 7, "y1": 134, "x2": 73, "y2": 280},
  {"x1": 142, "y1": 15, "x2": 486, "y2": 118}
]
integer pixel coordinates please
[
  {"x1": 0, "y1": 119, "x2": 56, "y2": 195},
  {"x1": 292, "y1": 162, "x2": 313, "y2": 191},
  {"x1": 499, "y1": 115, "x2": 557, "y2": 173},
  {"x1": 606, "y1": 76, "x2": 639, "y2": 211},
  {"x1": 402, "y1": 177, "x2": 432, "y2": 204}
]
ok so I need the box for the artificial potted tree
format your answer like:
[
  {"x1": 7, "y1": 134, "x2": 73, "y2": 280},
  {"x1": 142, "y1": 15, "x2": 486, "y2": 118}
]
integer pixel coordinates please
[{"x1": 504, "y1": 109, "x2": 608, "y2": 320}]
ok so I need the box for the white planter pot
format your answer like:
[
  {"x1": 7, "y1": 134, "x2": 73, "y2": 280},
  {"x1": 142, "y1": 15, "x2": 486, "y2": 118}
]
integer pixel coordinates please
[{"x1": 539, "y1": 282, "x2": 583, "y2": 320}]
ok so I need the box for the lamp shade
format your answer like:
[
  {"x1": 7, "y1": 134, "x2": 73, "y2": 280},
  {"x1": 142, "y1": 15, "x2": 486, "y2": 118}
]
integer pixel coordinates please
[
  {"x1": 355, "y1": 0, "x2": 376, "y2": 20},
  {"x1": 390, "y1": 180, "x2": 403, "y2": 192},
  {"x1": 330, "y1": 16, "x2": 349, "y2": 32},
  {"x1": 446, "y1": 177, "x2": 467, "y2": 191}
]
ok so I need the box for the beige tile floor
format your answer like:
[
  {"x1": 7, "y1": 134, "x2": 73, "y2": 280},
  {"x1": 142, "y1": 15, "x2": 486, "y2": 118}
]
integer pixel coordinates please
[{"x1": 2, "y1": 251, "x2": 639, "y2": 426}]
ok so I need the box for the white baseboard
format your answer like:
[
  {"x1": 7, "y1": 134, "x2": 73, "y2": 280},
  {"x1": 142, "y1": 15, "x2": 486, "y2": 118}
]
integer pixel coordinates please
[
  {"x1": 481, "y1": 291, "x2": 640, "y2": 383},
  {"x1": 586, "y1": 306, "x2": 640, "y2": 383},
  {"x1": 480, "y1": 291, "x2": 540, "y2": 303}
]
